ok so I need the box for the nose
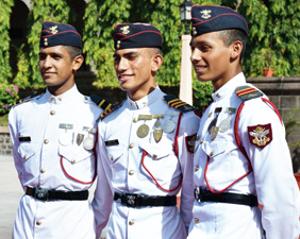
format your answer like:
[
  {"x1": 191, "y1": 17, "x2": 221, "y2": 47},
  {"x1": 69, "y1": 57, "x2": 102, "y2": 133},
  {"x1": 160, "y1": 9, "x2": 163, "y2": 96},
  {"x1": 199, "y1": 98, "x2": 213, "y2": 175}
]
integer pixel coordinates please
[
  {"x1": 116, "y1": 57, "x2": 128, "y2": 72},
  {"x1": 41, "y1": 55, "x2": 52, "y2": 69},
  {"x1": 191, "y1": 48, "x2": 202, "y2": 64}
]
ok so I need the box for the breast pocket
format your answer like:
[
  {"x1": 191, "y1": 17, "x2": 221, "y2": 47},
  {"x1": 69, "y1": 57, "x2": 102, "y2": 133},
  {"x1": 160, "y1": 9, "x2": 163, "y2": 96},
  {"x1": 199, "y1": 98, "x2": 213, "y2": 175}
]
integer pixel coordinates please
[
  {"x1": 59, "y1": 145, "x2": 96, "y2": 184},
  {"x1": 17, "y1": 143, "x2": 40, "y2": 177},
  {"x1": 139, "y1": 143, "x2": 181, "y2": 191}
]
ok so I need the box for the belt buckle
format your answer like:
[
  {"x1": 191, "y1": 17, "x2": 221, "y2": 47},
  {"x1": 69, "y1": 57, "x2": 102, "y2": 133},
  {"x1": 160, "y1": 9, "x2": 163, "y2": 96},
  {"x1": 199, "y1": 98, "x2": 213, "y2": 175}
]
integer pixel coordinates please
[
  {"x1": 34, "y1": 188, "x2": 49, "y2": 201},
  {"x1": 125, "y1": 194, "x2": 137, "y2": 207}
]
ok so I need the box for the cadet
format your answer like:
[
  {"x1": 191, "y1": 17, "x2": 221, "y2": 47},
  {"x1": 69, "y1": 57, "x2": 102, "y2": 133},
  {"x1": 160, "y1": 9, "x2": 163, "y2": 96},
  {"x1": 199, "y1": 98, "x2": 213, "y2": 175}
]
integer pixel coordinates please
[
  {"x1": 93, "y1": 23, "x2": 200, "y2": 239},
  {"x1": 8, "y1": 22, "x2": 102, "y2": 238},
  {"x1": 188, "y1": 5, "x2": 300, "y2": 239}
]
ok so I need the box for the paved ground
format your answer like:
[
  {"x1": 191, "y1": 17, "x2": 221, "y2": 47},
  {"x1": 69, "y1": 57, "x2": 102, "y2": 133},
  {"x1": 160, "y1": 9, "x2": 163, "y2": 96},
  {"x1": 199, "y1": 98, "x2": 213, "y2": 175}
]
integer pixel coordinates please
[
  {"x1": 0, "y1": 155, "x2": 106, "y2": 239},
  {"x1": 0, "y1": 155, "x2": 22, "y2": 239}
]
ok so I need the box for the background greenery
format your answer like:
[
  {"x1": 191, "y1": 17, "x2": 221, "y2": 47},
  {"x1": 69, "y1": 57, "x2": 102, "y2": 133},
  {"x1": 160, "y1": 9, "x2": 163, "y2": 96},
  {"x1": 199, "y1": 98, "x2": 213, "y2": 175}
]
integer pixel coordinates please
[{"x1": 0, "y1": 0, "x2": 300, "y2": 115}]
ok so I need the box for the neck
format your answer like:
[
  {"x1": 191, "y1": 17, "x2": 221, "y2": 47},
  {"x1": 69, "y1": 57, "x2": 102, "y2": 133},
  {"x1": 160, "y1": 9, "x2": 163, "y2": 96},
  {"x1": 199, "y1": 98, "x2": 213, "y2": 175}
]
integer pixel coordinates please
[
  {"x1": 213, "y1": 66, "x2": 242, "y2": 91},
  {"x1": 48, "y1": 80, "x2": 75, "y2": 96}
]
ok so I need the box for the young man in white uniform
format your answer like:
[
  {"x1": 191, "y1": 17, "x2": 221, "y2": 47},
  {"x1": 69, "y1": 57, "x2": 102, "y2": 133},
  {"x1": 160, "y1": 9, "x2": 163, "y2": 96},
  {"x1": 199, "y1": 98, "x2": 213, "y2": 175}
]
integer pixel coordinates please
[
  {"x1": 9, "y1": 22, "x2": 102, "y2": 239},
  {"x1": 93, "y1": 23, "x2": 200, "y2": 239},
  {"x1": 188, "y1": 5, "x2": 300, "y2": 239}
]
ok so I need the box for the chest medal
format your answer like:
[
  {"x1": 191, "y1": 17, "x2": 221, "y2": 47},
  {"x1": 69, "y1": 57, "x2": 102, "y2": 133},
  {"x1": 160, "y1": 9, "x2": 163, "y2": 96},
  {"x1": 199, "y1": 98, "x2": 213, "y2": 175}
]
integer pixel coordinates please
[
  {"x1": 136, "y1": 124, "x2": 150, "y2": 138},
  {"x1": 153, "y1": 119, "x2": 163, "y2": 143}
]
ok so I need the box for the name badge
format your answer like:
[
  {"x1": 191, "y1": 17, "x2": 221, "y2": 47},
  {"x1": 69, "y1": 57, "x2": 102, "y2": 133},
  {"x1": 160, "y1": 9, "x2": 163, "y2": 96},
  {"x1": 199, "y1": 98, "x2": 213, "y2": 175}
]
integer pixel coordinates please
[
  {"x1": 105, "y1": 139, "x2": 119, "y2": 146},
  {"x1": 19, "y1": 136, "x2": 31, "y2": 142}
]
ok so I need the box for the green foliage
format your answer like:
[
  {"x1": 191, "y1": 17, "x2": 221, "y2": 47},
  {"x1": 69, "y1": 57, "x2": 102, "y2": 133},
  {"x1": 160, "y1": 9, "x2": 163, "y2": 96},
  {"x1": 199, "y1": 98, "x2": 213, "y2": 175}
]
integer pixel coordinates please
[
  {"x1": 0, "y1": 0, "x2": 298, "y2": 106},
  {"x1": 0, "y1": 83, "x2": 19, "y2": 115},
  {"x1": 0, "y1": 0, "x2": 13, "y2": 84},
  {"x1": 83, "y1": 0, "x2": 131, "y2": 88},
  {"x1": 14, "y1": 0, "x2": 71, "y2": 89}
]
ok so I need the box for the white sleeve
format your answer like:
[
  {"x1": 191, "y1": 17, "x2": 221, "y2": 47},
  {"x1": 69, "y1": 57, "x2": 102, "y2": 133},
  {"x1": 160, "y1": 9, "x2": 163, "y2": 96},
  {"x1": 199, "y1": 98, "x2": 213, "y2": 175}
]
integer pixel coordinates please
[
  {"x1": 239, "y1": 98, "x2": 300, "y2": 239},
  {"x1": 8, "y1": 107, "x2": 23, "y2": 182},
  {"x1": 92, "y1": 123, "x2": 114, "y2": 238},
  {"x1": 178, "y1": 111, "x2": 200, "y2": 228}
]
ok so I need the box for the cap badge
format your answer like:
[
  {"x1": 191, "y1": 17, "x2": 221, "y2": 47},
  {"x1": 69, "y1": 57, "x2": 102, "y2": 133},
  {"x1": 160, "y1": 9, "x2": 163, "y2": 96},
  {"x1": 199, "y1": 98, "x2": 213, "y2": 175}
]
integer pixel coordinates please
[
  {"x1": 120, "y1": 25, "x2": 130, "y2": 35},
  {"x1": 200, "y1": 9, "x2": 212, "y2": 19},
  {"x1": 49, "y1": 25, "x2": 58, "y2": 34}
]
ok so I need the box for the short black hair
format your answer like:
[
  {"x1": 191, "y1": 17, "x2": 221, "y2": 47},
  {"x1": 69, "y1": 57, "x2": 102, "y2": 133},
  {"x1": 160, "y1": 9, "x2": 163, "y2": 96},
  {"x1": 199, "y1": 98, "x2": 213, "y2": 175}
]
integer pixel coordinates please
[
  {"x1": 219, "y1": 29, "x2": 247, "y2": 61},
  {"x1": 64, "y1": 46, "x2": 82, "y2": 59}
]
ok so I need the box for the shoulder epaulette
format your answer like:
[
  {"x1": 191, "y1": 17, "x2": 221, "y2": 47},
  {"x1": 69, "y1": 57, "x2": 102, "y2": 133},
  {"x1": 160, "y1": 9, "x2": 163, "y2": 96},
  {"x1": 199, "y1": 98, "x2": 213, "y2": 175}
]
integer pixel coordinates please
[
  {"x1": 89, "y1": 95, "x2": 112, "y2": 112},
  {"x1": 235, "y1": 86, "x2": 263, "y2": 101},
  {"x1": 99, "y1": 102, "x2": 123, "y2": 120},
  {"x1": 16, "y1": 92, "x2": 43, "y2": 105},
  {"x1": 164, "y1": 95, "x2": 195, "y2": 113}
]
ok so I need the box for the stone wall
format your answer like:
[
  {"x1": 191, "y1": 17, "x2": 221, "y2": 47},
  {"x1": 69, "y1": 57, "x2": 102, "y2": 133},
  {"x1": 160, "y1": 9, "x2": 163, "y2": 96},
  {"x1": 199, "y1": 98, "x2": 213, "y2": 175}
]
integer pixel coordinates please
[
  {"x1": 1, "y1": 75, "x2": 300, "y2": 171},
  {"x1": 0, "y1": 127, "x2": 12, "y2": 155}
]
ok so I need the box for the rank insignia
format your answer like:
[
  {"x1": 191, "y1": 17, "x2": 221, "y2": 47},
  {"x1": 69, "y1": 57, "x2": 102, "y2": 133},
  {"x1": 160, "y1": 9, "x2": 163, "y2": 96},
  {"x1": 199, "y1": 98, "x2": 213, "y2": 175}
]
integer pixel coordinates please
[
  {"x1": 200, "y1": 9, "x2": 212, "y2": 19},
  {"x1": 248, "y1": 124, "x2": 272, "y2": 148},
  {"x1": 49, "y1": 25, "x2": 58, "y2": 34},
  {"x1": 120, "y1": 25, "x2": 130, "y2": 35},
  {"x1": 185, "y1": 134, "x2": 197, "y2": 153}
]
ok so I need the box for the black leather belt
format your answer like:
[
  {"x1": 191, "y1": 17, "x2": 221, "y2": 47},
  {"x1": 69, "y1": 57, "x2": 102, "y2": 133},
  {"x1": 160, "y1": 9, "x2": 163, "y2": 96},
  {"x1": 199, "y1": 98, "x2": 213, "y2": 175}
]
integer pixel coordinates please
[
  {"x1": 114, "y1": 192, "x2": 177, "y2": 208},
  {"x1": 194, "y1": 187, "x2": 258, "y2": 207},
  {"x1": 26, "y1": 187, "x2": 89, "y2": 201}
]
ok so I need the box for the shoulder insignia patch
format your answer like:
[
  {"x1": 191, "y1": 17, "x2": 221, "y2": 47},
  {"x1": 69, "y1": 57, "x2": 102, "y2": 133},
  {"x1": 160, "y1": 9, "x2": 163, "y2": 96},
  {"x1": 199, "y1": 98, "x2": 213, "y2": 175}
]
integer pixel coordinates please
[
  {"x1": 235, "y1": 86, "x2": 263, "y2": 101},
  {"x1": 164, "y1": 95, "x2": 194, "y2": 113},
  {"x1": 247, "y1": 123, "x2": 272, "y2": 148}
]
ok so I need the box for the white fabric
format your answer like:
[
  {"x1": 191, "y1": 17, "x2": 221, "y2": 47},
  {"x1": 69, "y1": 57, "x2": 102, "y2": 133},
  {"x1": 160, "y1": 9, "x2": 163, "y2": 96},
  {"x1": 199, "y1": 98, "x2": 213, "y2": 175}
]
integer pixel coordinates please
[
  {"x1": 8, "y1": 85, "x2": 102, "y2": 239},
  {"x1": 189, "y1": 73, "x2": 300, "y2": 239},
  {"x1": 93, "y1": 87, "x2": 200, "y2": 239}
]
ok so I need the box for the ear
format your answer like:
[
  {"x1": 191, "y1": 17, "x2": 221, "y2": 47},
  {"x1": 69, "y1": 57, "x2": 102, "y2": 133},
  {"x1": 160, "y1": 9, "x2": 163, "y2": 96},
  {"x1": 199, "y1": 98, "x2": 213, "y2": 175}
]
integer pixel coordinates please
[
  {"x1": 230, "y1": 40, "x2": 243, "y2": 61},
  {"x1": 151, "y1": 53, "x2": 163, "y2": 72},
  {"x1": 72, "y1": 55, "x2": 84, "y2": 72}
]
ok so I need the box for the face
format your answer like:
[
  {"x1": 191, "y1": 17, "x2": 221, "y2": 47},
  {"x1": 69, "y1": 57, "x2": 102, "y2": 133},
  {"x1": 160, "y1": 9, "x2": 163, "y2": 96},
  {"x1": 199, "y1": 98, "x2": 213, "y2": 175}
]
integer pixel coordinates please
[
  {"x1": 191, "y1": 31, "x2": 234, "y2": 90},
  {"x1": 39, "y1": 45, "x2": 83, "y2": 95},
  {"x1": 114, "y1": 48, "x2": 162, "y2": 100}
]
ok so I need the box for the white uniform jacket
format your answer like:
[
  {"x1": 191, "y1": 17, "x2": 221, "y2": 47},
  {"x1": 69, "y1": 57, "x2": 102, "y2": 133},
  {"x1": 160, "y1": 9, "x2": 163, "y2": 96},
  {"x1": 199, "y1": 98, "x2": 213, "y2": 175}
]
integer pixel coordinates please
[
  {"x1": 93, "y1": 87, "x2": 200, "y2": 239},
  {"x1": 188, "y1": 73, "x2": 300, "y2": 239},
  {"x1": 8, "y1": 86, "x2": 102, "y2": 239}
]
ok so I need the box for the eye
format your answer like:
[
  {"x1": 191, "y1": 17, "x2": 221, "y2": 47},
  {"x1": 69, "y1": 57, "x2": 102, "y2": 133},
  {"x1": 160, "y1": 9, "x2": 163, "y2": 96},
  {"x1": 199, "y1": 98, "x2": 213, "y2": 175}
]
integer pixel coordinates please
[
  {"x1": 113, "y1": 54, "x2": 120, "y2": 64},
  {"x1": 39, "y1": 53, "x2": 46, "y2": 61},
  {"x1": 199, "y1": 45, "x2": 211, "y2": 52},
  {"x1": 52, "y1": 54, "x2": 61, "y2": 60}
]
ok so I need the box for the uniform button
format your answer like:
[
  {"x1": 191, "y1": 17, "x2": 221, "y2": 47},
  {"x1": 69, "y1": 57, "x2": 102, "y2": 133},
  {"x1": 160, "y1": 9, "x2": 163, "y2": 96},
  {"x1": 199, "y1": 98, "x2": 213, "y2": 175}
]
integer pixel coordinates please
[
  {"x1": 36, "y1": 220, "x2": 42, "y2": 226},
  {"x1": 194, "y1": 165, "x2": 199, "y2": 172},
  {"x1": 209, "y1": 152, "x2": 214, "y2": 157},
  {"x1": 194, "y1": 218, "x2": 200, "y2": 224},
  {"x1": 200, "y1": 139, "x2": 204, "y2": 144},
  {"x1": 43, "y1": 139, "x2": 49, "y2": 144},
  {"x1": 128, "y1": 170, "x2": 134, "y2": 176},
  {"x1": 129, "y1": 143, "x2": 134, "y2": 149},
  {"x1": 40, "y1": 169, "x2": 46, "y2": 174},
  {"x1": 129, "y1": 219, "x2": 135, "y2": 225},
  {"x1": 50, "y1": 110, "x2": 55, "y2": 115}
]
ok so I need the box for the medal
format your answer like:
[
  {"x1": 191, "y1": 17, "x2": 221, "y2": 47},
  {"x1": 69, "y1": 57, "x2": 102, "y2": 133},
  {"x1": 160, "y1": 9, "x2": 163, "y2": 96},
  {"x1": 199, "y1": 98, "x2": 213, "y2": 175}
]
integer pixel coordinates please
[
  {"x1": 209, "y1": 126, "x2": 219, "y2": 141},
  {"x1": 76, "y1": 133, "x2": 85, "y2": 145},
  {"x1": 219, "y1": 117, "x2": 231, "y2": 132},
  {"x1": 162, "y1": 120, "x2": 176, "y2": 133},
  {"x1": 153, "y1": 119, "x2": 163, "y2": 143},
  {"x1": 136, "y1": 124, "x2": 150, "y2": 138},
  {"x1": 83, "y1": 134, "x2": 95, "y2": 150}
]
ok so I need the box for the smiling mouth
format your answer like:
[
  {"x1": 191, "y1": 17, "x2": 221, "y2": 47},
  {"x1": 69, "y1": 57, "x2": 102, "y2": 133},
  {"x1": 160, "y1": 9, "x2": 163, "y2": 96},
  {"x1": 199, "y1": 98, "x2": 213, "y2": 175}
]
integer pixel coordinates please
[
  {"x1": 193, "y1": 65, "x2": 207, "y2": 73},
  {"x1": 118, "y1": 74, "x2": 134, "y2": 82}
]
